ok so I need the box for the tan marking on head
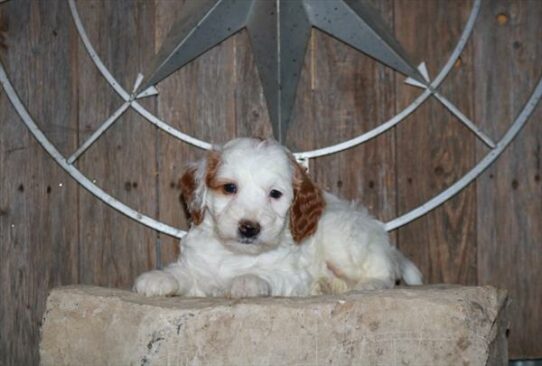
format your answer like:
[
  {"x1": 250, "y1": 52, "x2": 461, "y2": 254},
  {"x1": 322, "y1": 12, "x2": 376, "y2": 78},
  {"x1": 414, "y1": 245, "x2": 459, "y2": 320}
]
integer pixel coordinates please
[{"x1": 204, "y1": 151, "x2": 223, "y2": 190}]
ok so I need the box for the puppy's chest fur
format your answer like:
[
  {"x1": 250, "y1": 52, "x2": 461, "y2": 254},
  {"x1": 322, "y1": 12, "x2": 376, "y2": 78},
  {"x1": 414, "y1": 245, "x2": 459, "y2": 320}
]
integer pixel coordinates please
[{"x1": 181, "y1": 229, "x2": 312, "y2": 296}]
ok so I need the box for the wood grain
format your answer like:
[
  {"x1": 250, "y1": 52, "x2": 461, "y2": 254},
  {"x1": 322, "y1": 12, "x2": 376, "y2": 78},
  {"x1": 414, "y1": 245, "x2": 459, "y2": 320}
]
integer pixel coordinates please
[
  {"x1": 233, "y1": 29, "x2": 273, "y2": 139},
  {"x1": 0, "y1": 1, "x2": 78, "y2": 364},
  {"x1": 155, "y1": 0, "x2": 238, "y2": 266},
  {"x1": 1, "y1": 1, "x2": 541, "y2": 363},
  {"x1": 75, "y1": 0, "x2": 158, "y2": 287},
  {"x1": 288, "y1": 0, "x2": 398, "y2": 240},
  {"x1": 474, "y1": 0, "x2": 542, "y2": 358},
  {"x1": 394, "y1": 0, "x2": 478, "y2": 285}
]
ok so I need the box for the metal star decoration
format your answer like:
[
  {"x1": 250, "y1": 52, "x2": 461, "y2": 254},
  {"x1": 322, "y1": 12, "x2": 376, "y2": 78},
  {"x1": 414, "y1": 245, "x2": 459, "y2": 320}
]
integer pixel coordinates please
[{"x1": 140, "y1": 0, "x2": 427, "y2": 142}]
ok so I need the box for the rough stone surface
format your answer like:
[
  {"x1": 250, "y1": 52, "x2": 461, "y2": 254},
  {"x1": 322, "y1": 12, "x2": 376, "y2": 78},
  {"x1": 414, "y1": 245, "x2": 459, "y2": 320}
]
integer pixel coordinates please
[{"x1": 40, "y1": 285, "x2": 509, "y2": 366}]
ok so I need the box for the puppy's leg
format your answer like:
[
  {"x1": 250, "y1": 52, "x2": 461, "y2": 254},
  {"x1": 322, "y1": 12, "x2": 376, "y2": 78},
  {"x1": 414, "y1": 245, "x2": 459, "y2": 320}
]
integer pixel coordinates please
[
  {"x1": 133, "y1": 263, "x2": 190, "y2": 297},
  {"x1": 230, "y1": 274, "x2": 271, "y2": 298}
]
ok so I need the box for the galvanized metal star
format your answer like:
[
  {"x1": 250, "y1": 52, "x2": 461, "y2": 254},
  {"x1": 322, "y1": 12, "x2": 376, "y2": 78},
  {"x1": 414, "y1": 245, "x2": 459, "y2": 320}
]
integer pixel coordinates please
[{"x1": 140, "y1": 0, "x2": 425, "y2": 142}]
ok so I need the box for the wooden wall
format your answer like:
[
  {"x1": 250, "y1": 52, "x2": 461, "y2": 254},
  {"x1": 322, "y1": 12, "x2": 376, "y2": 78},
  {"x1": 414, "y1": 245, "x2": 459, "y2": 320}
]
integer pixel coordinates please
[{"x1": 0, "y1": 0, "x2": 540, "y2": 364}]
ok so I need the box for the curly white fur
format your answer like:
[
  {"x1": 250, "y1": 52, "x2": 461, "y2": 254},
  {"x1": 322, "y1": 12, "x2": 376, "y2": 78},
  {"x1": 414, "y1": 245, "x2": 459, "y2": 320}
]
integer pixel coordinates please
[{"x1": 134, "y1": 138, "x2": 422, "y2": 297}]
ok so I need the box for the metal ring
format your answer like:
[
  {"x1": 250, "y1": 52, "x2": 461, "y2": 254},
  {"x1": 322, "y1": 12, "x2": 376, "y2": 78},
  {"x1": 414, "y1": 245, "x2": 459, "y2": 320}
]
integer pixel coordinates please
[
  {"x1": 295, "y1": 0, "x2": 482, "y2": 159},
  {"x1": 0, "y1": 62, "x2": 186, "y2": 239},
  {"x1": 68, "y1": 0, "x2": 212, "y2": 150},
  {"x1": 69, "y1": 0, "x2": 480, "y2": 157},
  {"x1": 2, "y1": 0, "x2": 539, "y2": 238},
  {"x1": 385, "y1": 76, "x2": 542, "y2": 231}
]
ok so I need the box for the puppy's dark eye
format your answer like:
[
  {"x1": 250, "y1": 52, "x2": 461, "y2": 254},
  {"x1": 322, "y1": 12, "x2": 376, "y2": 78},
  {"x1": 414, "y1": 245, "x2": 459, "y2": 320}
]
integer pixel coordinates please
[
  {"x1": 269, "y1": 189, "x2": 283, "y2": 199},
  {"x1": 223, "y1": 183, "x2": 237, "y2": 194}
]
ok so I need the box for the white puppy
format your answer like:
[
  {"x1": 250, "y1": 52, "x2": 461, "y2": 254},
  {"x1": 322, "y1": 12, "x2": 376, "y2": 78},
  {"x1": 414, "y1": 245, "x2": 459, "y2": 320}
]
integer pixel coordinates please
[{"x1": 134, "y1": 138, "x2": 422, "y2": 297}]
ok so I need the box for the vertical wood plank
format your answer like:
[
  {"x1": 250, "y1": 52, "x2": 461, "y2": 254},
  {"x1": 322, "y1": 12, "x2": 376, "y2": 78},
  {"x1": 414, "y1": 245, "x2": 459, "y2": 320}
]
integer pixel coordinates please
[
  {"x1": 474, "y1": 0, "x2": 542, "y2": 358},
  {"x1": 76, "y1": 0, "x2": 158, "y2": 287},
  {"x1": 394, "y1": 0, "x2": 478, "y2": 285},
  {"x1": 288, "y1": 0, "x2": 397, "y2": 230},
  {"x1": 0, "y1": 0, "x2": 541, "y2": 362},
  {"x1": 0, "y1": 1, "x2": 78, "y2": 364},
  {"x1": 233, "y1": 30, "x2": 273, "y2": 139},
  {"x1": 155, "y1": 0, "x2": 237, "y2": 266}
]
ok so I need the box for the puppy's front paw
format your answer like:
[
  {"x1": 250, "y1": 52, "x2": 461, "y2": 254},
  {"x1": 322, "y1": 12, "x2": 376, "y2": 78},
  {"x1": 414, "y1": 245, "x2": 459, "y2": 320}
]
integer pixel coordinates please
[
  {"x1": 133, "y1": 270, "x2": 179, "y2": 297},
  {"x1": 230, "y1": 274, "x2": 271, "y2": 298}
]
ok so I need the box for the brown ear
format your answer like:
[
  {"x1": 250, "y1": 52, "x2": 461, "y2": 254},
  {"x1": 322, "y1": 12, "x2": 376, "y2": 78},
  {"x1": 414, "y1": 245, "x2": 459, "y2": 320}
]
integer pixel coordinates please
[
  {"x1": 179, "y1": 167, "x2": 204, "y2": 225},
  {"x1": 178, "y1": 151, "x2": 222, "y2": 226},
  {"x1": 290, "y1": 161, "x2": 325, "y2": 243}
]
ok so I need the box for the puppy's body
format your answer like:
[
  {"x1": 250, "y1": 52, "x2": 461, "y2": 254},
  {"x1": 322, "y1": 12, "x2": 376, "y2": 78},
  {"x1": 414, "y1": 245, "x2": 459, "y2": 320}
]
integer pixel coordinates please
[
  {"x1": 140, "y1": 226, "x2": 309, "y2": 297},
  {"x1": 301, "y1": 193, "x2": 422, "y2": 294},
  {"x1": 134, "y1": 138, "x2": 421, "y2": 297}
]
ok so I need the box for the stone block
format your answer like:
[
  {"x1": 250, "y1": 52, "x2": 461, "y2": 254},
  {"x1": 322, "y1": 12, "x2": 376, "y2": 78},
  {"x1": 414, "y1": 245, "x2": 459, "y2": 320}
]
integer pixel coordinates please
[{"x1": 40, "y1": 285, "x2": 508, "y2": 365}]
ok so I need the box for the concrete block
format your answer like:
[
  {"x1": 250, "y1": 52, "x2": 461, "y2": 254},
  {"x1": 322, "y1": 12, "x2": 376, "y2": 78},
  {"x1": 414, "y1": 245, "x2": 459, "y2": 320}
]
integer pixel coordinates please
[{"x1": 40, "y1": 285, "x2": 509, "y2": 366}]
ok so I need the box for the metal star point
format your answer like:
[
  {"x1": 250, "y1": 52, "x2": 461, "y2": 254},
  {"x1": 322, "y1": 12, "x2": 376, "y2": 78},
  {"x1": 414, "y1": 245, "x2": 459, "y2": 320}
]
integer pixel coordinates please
[{"x1": 140, "y1": 0, "x2": 426, "y2": 142}]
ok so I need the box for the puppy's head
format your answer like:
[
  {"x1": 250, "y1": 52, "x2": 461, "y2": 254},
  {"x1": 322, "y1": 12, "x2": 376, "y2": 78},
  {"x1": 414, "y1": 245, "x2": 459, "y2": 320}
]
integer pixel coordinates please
[{"x1": 180, "y1": 138, "x2": 324, "y2": 254}]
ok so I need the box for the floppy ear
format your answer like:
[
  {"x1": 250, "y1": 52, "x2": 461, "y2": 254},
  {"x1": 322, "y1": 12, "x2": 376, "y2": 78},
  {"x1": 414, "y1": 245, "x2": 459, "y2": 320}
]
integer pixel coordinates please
[
  {"x1": 179, "y1": 165, "x2": 205, "y2": 226},
  {"x1": 178, "y1": 151, "x2": 221, "y2": 226},
  {"x1": 289, "y1": 161, "x2": 325, "y2": 243}
]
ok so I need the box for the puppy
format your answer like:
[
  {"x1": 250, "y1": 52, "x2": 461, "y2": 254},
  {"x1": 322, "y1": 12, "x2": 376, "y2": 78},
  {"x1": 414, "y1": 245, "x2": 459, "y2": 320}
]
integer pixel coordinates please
[{"x1": 134, "y1": 138, "x2": 422, "y2": 297}]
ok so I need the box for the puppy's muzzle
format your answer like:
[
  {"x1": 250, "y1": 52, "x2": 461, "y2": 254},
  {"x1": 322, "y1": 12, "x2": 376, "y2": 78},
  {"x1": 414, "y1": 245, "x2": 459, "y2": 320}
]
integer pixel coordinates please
[{"x1": 238, "y1": 220, "x2": 261, "y2": 242}]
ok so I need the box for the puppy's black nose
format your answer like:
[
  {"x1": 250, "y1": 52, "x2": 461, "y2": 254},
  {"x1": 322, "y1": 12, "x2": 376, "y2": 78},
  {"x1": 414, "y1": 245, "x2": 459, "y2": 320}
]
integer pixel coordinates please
[{"x1": 238, "y1": 220, "x2": 261, "y2": 239}]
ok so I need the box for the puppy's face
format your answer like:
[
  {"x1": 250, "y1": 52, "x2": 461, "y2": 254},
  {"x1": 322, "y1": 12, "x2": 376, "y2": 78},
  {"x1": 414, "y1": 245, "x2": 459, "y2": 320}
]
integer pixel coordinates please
[
  {"x1": 205, "y1": 139, "x2": 293, "y2": 254},
  {"x1": 180, "y1": 138, "x2": 324, "y2": 255}
]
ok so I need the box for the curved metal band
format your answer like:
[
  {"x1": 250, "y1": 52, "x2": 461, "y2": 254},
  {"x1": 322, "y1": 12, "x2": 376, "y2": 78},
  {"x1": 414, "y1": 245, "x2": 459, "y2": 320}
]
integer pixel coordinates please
[
  {"x1": 385, "y1": 76, "x2": 542, "y2": 231},
  {"x1": 2, "y1": 0, "x2": 537, "y2": 239},
  {"x1": 69, "y1": 0, "x2": 480, "y2": 158},
  {"x1": 3, "y1": 51, "x2": 541, "y2": 236},
  {"x1": 68, "y1": 0, "x2": 212, "y2": 151},
  {"x1": 0, "y1": 62, "x2": 187, "y2": 239},
  {"x1": 296, "y1": 0, "x2": 481, "y2": 159}
]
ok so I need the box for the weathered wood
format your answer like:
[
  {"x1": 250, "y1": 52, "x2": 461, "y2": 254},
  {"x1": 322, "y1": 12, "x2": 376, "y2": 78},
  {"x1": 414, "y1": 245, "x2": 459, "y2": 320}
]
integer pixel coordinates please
[
  {"x1": 394, "y1": 0, "x2": 477, "y2": 285},
  {"x1": 0, "y1": 1, "x2": 79, "y2": 364},
  {"x1": 75, "y1": 0, "x2": 158, "y2": 287},
  {"x1": 233, "y1": 29, "x2": 273, "y2": 139},
  {"x1": 288, "y1": 0, "x2": 398, "y2": 240},
  {"x1": 474, "y1": 0, "x2": 542, "y2": 358},
  {"x1": 155, "y1": 0, "x2": 237, "y2": 266},
  {"x1": 1, "y1": 1, "x2": 541, "y2": 363}
]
